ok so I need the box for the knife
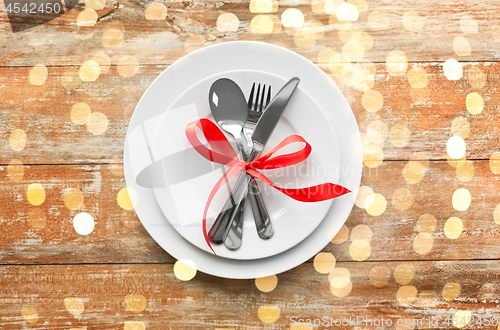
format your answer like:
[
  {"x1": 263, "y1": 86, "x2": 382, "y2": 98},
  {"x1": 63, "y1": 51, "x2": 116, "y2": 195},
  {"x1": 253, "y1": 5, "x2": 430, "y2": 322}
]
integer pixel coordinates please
[{"x1": 210, "y1": 77, "x2": 301, "y2": 245}]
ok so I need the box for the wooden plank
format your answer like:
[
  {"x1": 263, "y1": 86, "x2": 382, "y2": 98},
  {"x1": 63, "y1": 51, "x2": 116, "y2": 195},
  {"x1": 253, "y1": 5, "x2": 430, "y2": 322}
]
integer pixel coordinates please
[
  {"x1": 0, "y1": 159, "x2": 499, "y2": 264},
  {"x1": 1, "y1": 0, "x2": 500, "y2": 66},
  {"x1": 1, "y1": 261, "x2": 500, "y2": 329},
  {"x1": 1, "y1": 62, "x2": 500, "y2": 164}
]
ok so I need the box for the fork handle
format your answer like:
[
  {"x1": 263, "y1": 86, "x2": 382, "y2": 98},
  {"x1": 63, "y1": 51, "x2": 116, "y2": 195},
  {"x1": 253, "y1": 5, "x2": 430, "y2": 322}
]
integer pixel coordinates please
[{"x1": 248, "y1": 178, "x2": 274, "y2": 239}]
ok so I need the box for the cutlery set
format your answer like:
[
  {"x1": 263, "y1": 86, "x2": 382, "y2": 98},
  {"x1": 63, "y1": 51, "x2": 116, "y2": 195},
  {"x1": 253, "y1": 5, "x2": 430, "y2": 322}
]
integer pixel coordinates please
[{"x1": 208, "y1": 77, "x2": 300, "y2": 250}]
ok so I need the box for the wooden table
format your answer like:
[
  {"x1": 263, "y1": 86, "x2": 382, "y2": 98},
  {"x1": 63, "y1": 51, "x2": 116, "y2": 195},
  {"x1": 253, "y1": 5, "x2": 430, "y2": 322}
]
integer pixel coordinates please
[{"x1": 2, "y1": 0, "x2": 500, "y2": 328}]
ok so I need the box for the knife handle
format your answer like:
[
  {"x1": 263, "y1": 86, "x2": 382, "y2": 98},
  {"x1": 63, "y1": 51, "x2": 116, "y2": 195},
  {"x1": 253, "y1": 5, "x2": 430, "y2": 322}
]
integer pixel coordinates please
[{"x1": 248, "y1": 177, "x2": 273, "y2": 239}]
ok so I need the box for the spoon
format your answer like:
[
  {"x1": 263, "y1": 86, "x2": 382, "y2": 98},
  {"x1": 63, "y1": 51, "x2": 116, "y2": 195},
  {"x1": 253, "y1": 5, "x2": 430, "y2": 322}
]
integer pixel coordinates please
[{"x1": 208, "y1": 78, "x2": 248, "y2": 249}]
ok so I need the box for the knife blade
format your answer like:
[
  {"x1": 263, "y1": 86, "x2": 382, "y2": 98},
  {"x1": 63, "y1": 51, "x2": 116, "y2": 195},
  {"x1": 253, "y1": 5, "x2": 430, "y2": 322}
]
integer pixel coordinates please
[{"x1": 209, "y1": 77, "x2": 300, "y2": 245}]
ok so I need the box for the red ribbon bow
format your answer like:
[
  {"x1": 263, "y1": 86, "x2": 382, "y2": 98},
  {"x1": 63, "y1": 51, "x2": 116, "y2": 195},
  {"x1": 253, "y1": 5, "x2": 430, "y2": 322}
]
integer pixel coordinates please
[{"x1": 185, "y1": 118, "x2": 351, "y2": 255}]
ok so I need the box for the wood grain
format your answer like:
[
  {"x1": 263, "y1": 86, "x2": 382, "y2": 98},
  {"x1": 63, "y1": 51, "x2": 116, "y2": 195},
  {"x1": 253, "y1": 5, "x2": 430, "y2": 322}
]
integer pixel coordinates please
[
  {"x1": 2, "y1": 62, "x2": 500, "y2": 164},
  {"x1": 0, "y1": 159, "x2": 498, "y2": 265},
  {"x1": 1, "y1": 0, "x2": 500, "y2": 66},
  {"x1": 1, "y1": 261, "x2": 499, "y2": 329}
]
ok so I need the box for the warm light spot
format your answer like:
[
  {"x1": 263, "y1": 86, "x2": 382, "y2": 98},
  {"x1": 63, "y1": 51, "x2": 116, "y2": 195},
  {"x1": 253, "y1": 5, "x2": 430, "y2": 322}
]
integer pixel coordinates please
[
  {"x1": 417, "y1": 213, "x2": 436, "y2": 233},
  {"x1": 302, "y1": 20, "x2": 324, "y2": 40},
  {"x1": 109, "y1": 154, "x2": 124, "y2": 177},
  {"x1": 85, "y1": 0, "x2": 106, "y2": 10},
  {"x1": 336, "y1": 2, "x2": 358, "y2": 21},
  {"x1": 490, "y1": 152, "x2": 500, "y2": 174},
  {"x1": 386, "y1": 50, "x2": 408, "y2": 76},
  {"x1": 492, "y1": 24, "x2": 500, "y2": 41},
  {"x1": 460, "y1": 15, "x2": 477, "y2": 34},
  {"x1": 9, "y1": 129, "x2": 27, "y2": 151},
  {"x1": 117, "y1": 187, "x2": 138, "y2": 210},
  {"x1": 468, "y1": 66, "x2": 486, "y2": 89},
  {"x1": 331, "y1": 224, "x2": 349, "y2": 244},
  {"x1": 363, "y1": 144, "x2": 383, "y2": 168},
  {"x1": 79, "y1": 60, "x2": 100, "y2": 82},
  {"x1": 410, "y1": 87, "x2": 430, "y2": 104},
  {"x1": 361, "y1": 90, "x2": 383, "y2": 113},
  {"x1": 21, "y1": 306, "x2": 38, "y2": 324},
  {"x1": 102, "y1": 28, "x2": 123, "y2": 48},
  {"x1": 117, "y1": 55, "x2": 139, "y2": 77},
  {"x1": 313, "y1": 253, "x2": 336, "y2": 274},
  {"x1": 317, "y1": 48, "x2": 335, "y2": 64},
  {"x1": 76, "y1": 9, "x2": 98, "y2": 27},
  {"x1": 63, "y1": 188, "x2": 84, "y2": 210},
  {"x1": 402, "y1": 11, "x2": 423, "y2": 31},
  {"x1": 28, "y1": 208, "x2": 47, "y2": 230},
  {"x1": 444, "y1": 217, "x2": 463, "y2": 239},
  {"x1": 174, "y1": 260, "x2": 197, "y2": 281},
  {"x1": 92, "y1": 53, "x2": 111, "y2": 73},
  {"x1": 7, "y1": 159, "x2": 24, "y2": 181},
  {"x1": 453, "y1": 37, "x2": 471, "y2": 56},
  {"x1": 281, "y1": 8, "x2": 304, "y2": 28},
  {"x1": 342, "y1": 40, "x2": 364, "y2": 61},
  {"x1": 366, "y1": 193, "x2": 386, "y2": 216},
  {"x1": 443, "y1": 59, "x2": 463, "y2": 80},
  {"x1": 447, "y1": 136, "x2": 466, "y2": 159},
  {"x1": 394, "y1": 263, "x2": 415, "y2": 285},
  {"x1": 352, "y1": 31, "x2": 373, "y2": 51},
  {"x1": 453, "y1": 310, "x2": 472, "y2": 328},
  {"x1": 330, "y1": 280, "x2": 352, "y2": 297},
  {"x1": 124, "y1": 321, "x2": 146, "y2": 330},
  {"x1": 448, "y1": 154, "x2": 466, "y2": 168},
  {"x1": 145, "y1": 2, "x2": 167, "y2": 20},
  {"x1": 389, "y1": 124, "x2": 411, "y2": 147},
  {"x1": 290, "y1": 323, "x2": 313, "y2": 330},
  {"x1": 29, "y1": 64, "x2": 48, "y2": 86},
  {"x1": 397, "y1": 286, "x2": 418, "y2": 304},
  {"x1": 349, "y1": 239, "x2": 371, "y2": 261},
  {"x1": 369, "y1": 266, "x2": 391, "y2": 287},
  {"x1": 71, "y1": 102, "x2": 92, "y2": 125},
  {"x1": 61, "y1": 68, "x2": 81, "y2": 90},
  {"x1": 351, "y1": 224, "x2": 372, "y2": 242},
  {"x1": 494, "y1": 204, "x2": 500, "y2": 225},
  {"x1": 86, "y1": 112, "x2": 108, "y2": 135},
  {"x1": 466, "y1": 92, "x2": 484, "y2": 115},
  {"x1": 403, "y1": 161, "x2": 424, "y2": 184},
  {"x1": 329, "y1": 268, "x2": 352, "y2": 297},
  {"x1": 125, "y1": 294, "x2": 147, "y2": 313},
  {"x1": 217, "y1": 13, "x2": 239, "y2": 32},
  {"x1": 249, "y1": 0, "x2": 274, "y2": 13},
  {"x1": 452, "y1": 188, "x2": 471, "y2": 211},
  {"x1": 257, "y1": 305, "x2": 280, "y2": 323},
  {"x1": 27, "y1": 183, "x2": 45, "y2": 206},
  {"x1": 64, "y1": 297, "x2": 85, "y2": 316},
  {"x1": 293, "y1": 29, "x2": 316, "y2": 48},
  {"x1": 251, "y1": 15, "x2": 274, "y2": 34},
  {"x1": 456, "y1": 160, "x2": 474, "y2": 182},
  {"x1": 413, "y1": 233, "x2": 433, "y2": 255},
  {"x1": 184, "y1": 35, "x2": 204, "y2": 53},
  {"x1": 452, "y1": 117, "x2": 470, "y2": 139},
  {"x1": 442, "y1": 282, "x2": 461, "y2": 301},
  {"x1": 368, "y1": 10, "x2": 389, "y2": 29},
  {"x1": 73, "y1": 212, "x2": 95, "y2": 235},
  {"x1": 355, "y1": 186, "x2": 375, "y2": 209},
  {"x1": 407, "y1": 67, "x2": 428, "y2": 88},
  {"x1": 337, "y1": 22, "x2": 355, "y2": 42},
  {"x1": 392, "y1": 188, "x2": 413, "y2": 211},
  {"x1": 255, "y1": 275, "x2": 278, "y2": 292}
]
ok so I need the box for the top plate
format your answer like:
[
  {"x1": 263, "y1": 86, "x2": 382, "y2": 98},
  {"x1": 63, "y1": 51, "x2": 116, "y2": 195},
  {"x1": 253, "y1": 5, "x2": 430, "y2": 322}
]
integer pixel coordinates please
[
  {"x1": 124, "y1": 41, "x2": 362, "y2": 278},
  {"x1": 150, "y1": 69, "x2": 339, "y2": 259}
]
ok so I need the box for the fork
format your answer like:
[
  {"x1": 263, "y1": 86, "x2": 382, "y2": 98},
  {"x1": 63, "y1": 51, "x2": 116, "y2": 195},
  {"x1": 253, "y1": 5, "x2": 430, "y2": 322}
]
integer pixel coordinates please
[{"x1": 224, "y1": 83, "x2": 274, "y2": 250}]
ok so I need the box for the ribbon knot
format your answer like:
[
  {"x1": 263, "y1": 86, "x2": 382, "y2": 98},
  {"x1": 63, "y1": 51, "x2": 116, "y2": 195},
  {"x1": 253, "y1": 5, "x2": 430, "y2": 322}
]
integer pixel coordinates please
[{"x1": 185, "y1": 118, "x2": 351, "y2": 254}]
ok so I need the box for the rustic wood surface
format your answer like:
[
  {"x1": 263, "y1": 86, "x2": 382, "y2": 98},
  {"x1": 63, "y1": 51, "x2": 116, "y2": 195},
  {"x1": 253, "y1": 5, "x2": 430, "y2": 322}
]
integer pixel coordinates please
[{"x1": 2, "y1": 0, "x2": 500, "y2": 328}]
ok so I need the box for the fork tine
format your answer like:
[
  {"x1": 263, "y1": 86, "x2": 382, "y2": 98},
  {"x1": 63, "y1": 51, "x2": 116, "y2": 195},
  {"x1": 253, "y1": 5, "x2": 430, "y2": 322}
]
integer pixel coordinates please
[
  {"x1": 254, "y1": 84, "x2": 261, "y2": 111},
  {"x1": 248, "y1": 83, "x2": 255, "y2": 110},
  {"x1": 259, "y1": 85, "x2": 266, "y2": 112},
  {"x1": 266, "y1": 85, "x2": 271, "y2": 107}
]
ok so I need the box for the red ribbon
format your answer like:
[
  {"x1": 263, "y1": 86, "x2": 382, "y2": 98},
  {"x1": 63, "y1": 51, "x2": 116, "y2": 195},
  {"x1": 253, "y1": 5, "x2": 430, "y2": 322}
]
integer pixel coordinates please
[{"x1": 185, "y1": 118, "x2": 351, "y2": 255}]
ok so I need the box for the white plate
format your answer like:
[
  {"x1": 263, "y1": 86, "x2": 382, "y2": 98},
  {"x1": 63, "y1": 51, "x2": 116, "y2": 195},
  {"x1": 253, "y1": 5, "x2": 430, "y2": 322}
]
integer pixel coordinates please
[
  {"x1": 150, "y1": 70, "x2": 339, "y2": 260},
  {"x1": 124, "y1": 41, "x2": 362, "y2": 278}
]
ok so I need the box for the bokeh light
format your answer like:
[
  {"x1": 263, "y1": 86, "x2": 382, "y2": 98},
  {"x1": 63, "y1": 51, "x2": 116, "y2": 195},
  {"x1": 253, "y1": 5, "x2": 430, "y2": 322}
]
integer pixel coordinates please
[{"x1": 173, "y1": 260, "x2": 197, "y2": 281}]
